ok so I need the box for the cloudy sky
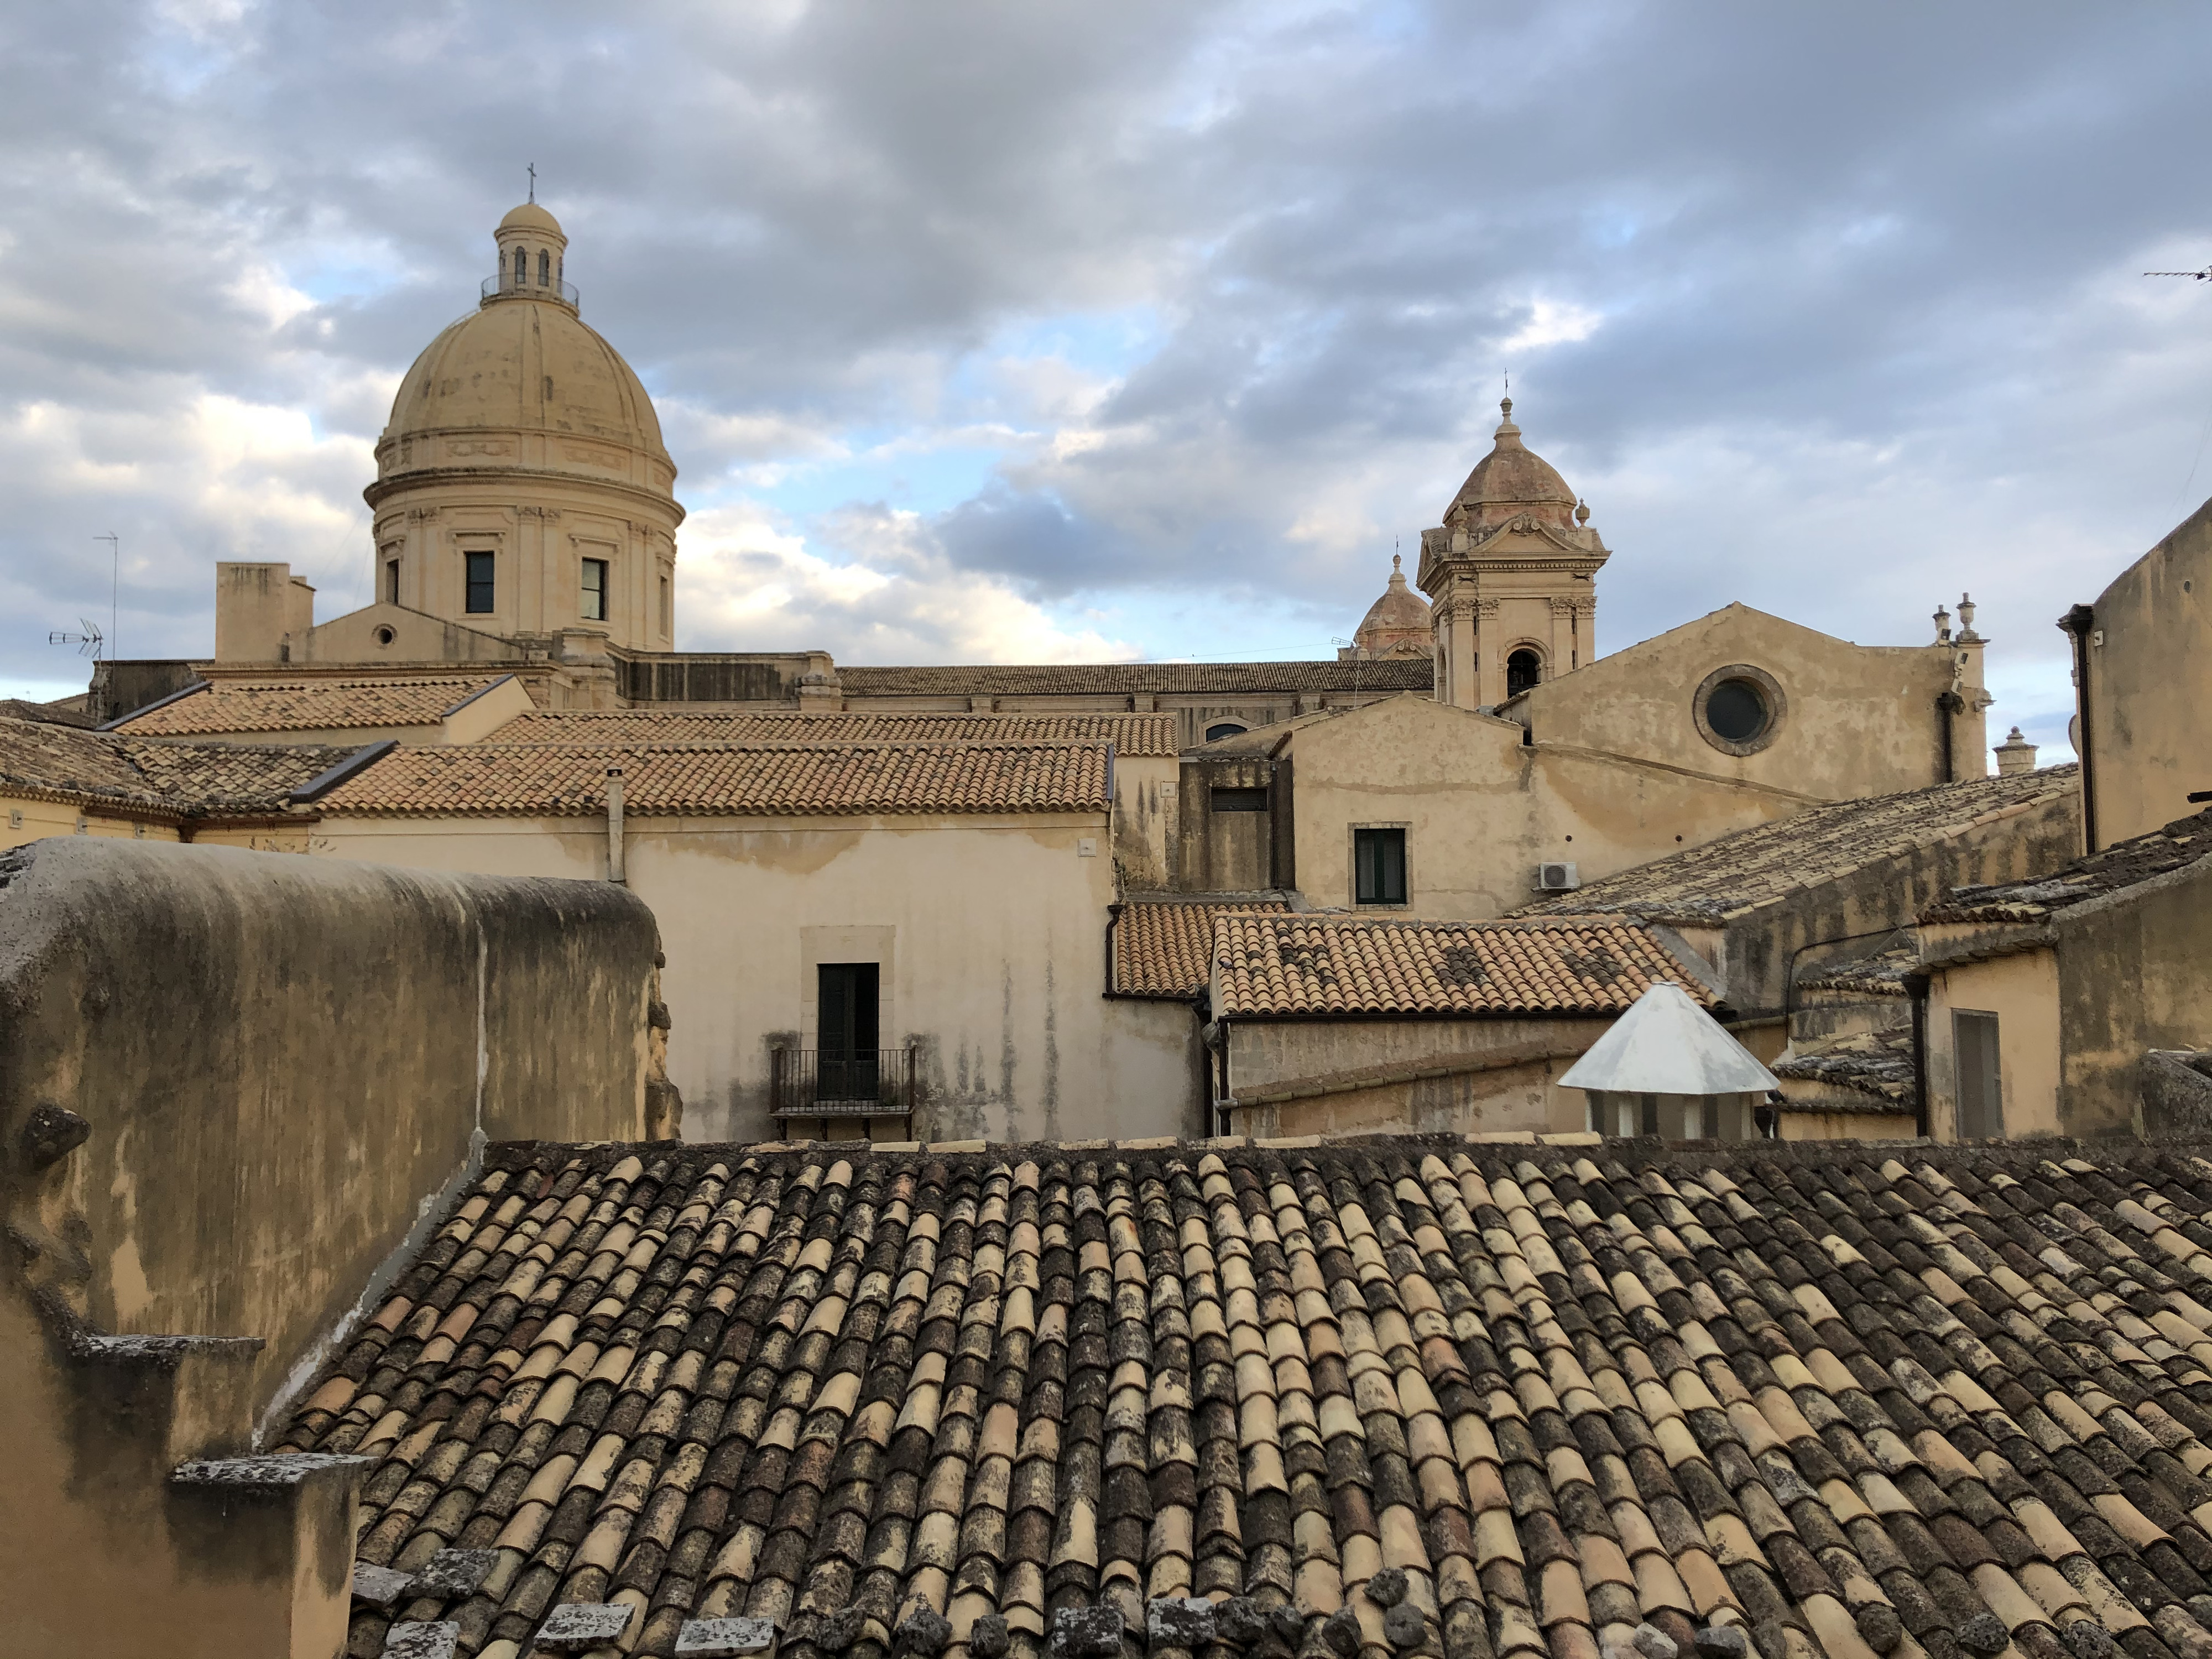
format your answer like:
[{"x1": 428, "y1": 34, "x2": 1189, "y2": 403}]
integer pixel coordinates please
[{"x1": 4, "y1": 1, "x2": 2209, "y2": 755}]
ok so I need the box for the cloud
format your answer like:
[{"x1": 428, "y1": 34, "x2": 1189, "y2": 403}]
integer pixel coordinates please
[{"x1": 1, "y1": 0, "x2": 2209, "y2": 763}]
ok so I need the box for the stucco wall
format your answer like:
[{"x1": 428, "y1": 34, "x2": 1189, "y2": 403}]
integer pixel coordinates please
[
  {"x1": 1514, "y1": 604, "x2": 1963, "y2": 797},
  {"x1": 2082, "y1": 496, "x2": 2212, "y2": 847},
  {"x1": 1283, "y1": 696, "x2": 1806, "y2": 918},
  {"x1": 1223, "y1": 1014, "x2": 1612, "y2": 1138},
  {"x1": 0, "y1": 790, "x2": 185, "y2": 849},
  {"x1": 307, "y1": 810, "x2": 1190, "y2": 1144},
  {"x1": 1928, "y1": 947, "x2": 2064, "y2": 1141},
  {"x1": 2052, "y1": 856, "x2": 2212, "y2": 1135},
  {"x1": 0, "y1": 838, "x2": 659, "y2": 1659}
]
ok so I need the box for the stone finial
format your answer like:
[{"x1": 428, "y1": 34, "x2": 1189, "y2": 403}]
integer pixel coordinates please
[
  {"x1": 1957, "y1": 591, "x2": 1981, "y2": 641},
  {"x1": 1994, "y1": 726, "x2": 2038, "y2": 775},
  {"x1": 1933, "y1": 603, "x2": 1952, "y2": 644},
  {"x1": 1575, "y1": 498, "x2": 1591, "y2": 525}
]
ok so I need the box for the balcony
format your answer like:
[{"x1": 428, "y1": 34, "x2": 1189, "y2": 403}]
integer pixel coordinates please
[
  {"x1": 769, "y1": 1046, "x2": 917, "y2": 1141},
  {"x1": 481, "y1": 274, "x2": 581, "y2": 308}
]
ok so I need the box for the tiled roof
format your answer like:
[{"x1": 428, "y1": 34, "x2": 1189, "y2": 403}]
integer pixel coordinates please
[
  {"x1": 0, "y1": 715, "x2": 346, "y2": 816},
  {"x1": 315, "y1": 741, "x2": 1115, "y2": 817},
  {"x1": 838, "y1": 661, "x2": 1435, "y2": 696},
  {"x1": 0, "y1": 696, "x2": 93, "y2": 728},
  {"x1": 1213, "y1": 915, "x2": 1709, "y2": 1018},
  {"x1": 118, "y1": 738, "x2": 361, "y2": 811},
  {"x1": 1113, "y1": 899, "x2": 1295, "y2": 998},
  {"x1": 495, "y1": 712, "x2": 1183, "y2": 758},
  {"x1": 1772, "y1": 1029, "x2": 1918, "y2": 1112},
  {"x1": 1515, "y1": 769, "x2": 2081, "y2": 926},
  {"x1": 276, "y1": 1138, "x2": 2212, "y2": 1659},
  {"x1": 1923, "y1": 808, "x2": 2212, "y2": 926},
  {"x1": 1798, "y1": 946, "x2": 1918, "y2": 998},
  {"x1": 115, "y1": 675, "x2": 505, "y2": 735}
]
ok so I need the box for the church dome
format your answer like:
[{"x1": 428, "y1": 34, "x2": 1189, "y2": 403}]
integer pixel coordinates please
[
  {"x1": 1446, "y1": 398, "x2": 1577, "y2": 530},
  {"x1": 372, "y1": 202, "x2": 674, "y2": 494},
  {"x1": 498, "y1": 201, "x2": 564, "y2": 236},
  {"x1": 1350, "y1": 554, "x2": 1433, "y2": 658}
]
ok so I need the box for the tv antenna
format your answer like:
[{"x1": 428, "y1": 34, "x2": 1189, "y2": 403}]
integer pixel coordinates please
[
  {"x1": 48, "y1": 620, "x2": 105, "y2": 660},
  {"x1": 94, "y1": 532, "x2": 118, "y2": 658},
  {"x1": 2147, "y1": 265, "x2": 2212, "y2": 281}
]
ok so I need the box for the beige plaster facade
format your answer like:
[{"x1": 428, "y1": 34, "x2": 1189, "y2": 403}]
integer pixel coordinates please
[
  {"x1": 301, "y1": 808, "x2": 1198, "y2": 1144},
  {"x1": 1925, "y1": 946, "x2": 2064, "y2": 1140},
  {"x1": 2067, "y1": 494, "x2": 2212, "y2": 849},
  {"x1": 1509, "y1": 602, "x2": 1989, "y2": 795}
]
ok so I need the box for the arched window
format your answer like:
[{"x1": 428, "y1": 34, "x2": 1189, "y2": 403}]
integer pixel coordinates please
[
  {"x1": 1506, "y1": 648, "x2": 1542, "y2": 699},
  {"x1": 538, "y1": 249, "x2": 550, "y2": 285},
  {"x1": 512, "y1": 247, "x2": 526, "y2": 285},
  {"x1": 1205, "y1": 722, "x2": 1248, "y2": 742}
]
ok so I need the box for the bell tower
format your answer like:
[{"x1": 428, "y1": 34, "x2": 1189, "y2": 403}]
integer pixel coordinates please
[{"x1": 1417, "y1": 399, "x2": 1608, "y2": 709}]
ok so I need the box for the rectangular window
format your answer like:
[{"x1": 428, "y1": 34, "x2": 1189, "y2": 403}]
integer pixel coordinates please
[
  {"x1": 1954, "y1": 1010, "x2": 2004, "y2": 1139},
  {"x1": 581, "y1": 557, "x2": 608, "y2": 622},
  {"x1": 385, "y1": 560, "x2": 400, "y2": 604},
  {"x1": 464, "y1": 550, "x2": 495, "y2": 614},
  {"x1": 1209, "y1": 786, "x2": 1267, "y2": 813},
  {"x1": 1354, "y1": 827, "x2": 1406, "y2": 905}
]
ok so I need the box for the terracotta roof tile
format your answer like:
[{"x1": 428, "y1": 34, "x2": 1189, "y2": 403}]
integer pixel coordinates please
[
  {"x1": 1212, "y1": 914, "x2": 1710, "y2": 1018},
  {"x1": 1113, "y1": 899, "x2": 1294, "y2": 998},
  {"x1": 1772, "y1": 1028, "x2": 1918, "y2": 1111},
  {"x1": 277, "y1": 1139, "x2": 2212, "y2": 1659},
  {"x1": 317, "y1": 740, "x2": 1115, "y2": 817},
  {"x1": 495, "y1": 711, "x2": 1182, "y2": 757},
  {"x1": 837, "y1": 661, "x2": 1434, "y2": 696},
  {"x1": 0, "y1": 715, "x2": 349, "y2": 817},
  {"x1": 1516, "y1": 768, "x2": 2080, "y2": 926},
  {"x1": 116, "y1": 675, "x2": 505, "y2": 736},
  {"x1": 1922, "y1": 805, "x2": 2212, "y2": 925}
]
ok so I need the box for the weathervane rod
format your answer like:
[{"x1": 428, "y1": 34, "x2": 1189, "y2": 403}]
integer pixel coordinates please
[{"x1": 95, "y1": 533, "x2": 117, "y2": 659}]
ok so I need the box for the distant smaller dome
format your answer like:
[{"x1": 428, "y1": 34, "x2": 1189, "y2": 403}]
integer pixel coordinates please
[
  {"x1": 1348, "y1": 555, "x2": 1433, "y2": 659},
  {"x1": 499, "y1": 201, "x2": 565, "y2": 238}
]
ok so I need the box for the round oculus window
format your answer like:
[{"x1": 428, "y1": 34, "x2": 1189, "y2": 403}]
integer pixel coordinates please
[
  {"x1": 1693, "y1": 663, "x2": 1787, "y2": 756},
  {"x1": 1704, "y1": 677, "x2": 1769, "y2": 742}
]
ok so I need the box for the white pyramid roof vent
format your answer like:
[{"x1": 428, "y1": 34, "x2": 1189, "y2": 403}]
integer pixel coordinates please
[{"x1": 1559, "y1": 983, "x2": 1778, "y2": 1096}]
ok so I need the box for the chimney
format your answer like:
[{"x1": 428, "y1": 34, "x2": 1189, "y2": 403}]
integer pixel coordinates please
[{"x1": 1994, "y1": 727, "x2": 2038, "y2": 776}]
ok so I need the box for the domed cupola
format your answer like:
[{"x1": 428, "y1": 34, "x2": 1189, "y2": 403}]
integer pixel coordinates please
[
  {"x1": 1443, "y1": 397, "x2": 1579, "y2": 534},
  {"x1": 1340, "y1": 554, "x2": 1434, "y2": 659},
  {"x1": 364, "y1": 203, "x2": 684, "y2": 652}
]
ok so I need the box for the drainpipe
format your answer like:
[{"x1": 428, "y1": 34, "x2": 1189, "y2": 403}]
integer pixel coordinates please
[
  {"x1": 606, "y1": 766, "x2": 625, "y2": 884},
  {"x1": 1905, "y1": 969, "x2": 1932, "y2": 1140},
  {"x1": 2059, "y1": 604, "x2": 2097, "y2": 853},
  {"x1": 1936, "y1": 690, "x2": 1963, "y2": 783}
]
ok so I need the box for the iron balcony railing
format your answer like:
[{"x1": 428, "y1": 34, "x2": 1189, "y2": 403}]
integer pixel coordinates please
[
  {"x1": 481, "y1": 275, "x2": 582, "y2": 306},
  {"x1": 769, "y1": 1046, "x2": 917, "y2": 1139}
]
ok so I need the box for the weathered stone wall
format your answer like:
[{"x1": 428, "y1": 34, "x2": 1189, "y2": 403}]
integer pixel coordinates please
[
  {"x1": 2054, "y1": 855, "x2": 2212, "y2": 1135},
  {"x1": 2081, "y1": 495, "x2": 2212, "y2": 847},
  {"x1": 0, "y1": 837, "x2": 660, "y2": 1657}
]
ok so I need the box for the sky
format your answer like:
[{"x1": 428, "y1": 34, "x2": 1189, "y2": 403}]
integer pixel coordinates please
[{"x1": 3, "y1": 2, "x2": 2209, "y2": 759}]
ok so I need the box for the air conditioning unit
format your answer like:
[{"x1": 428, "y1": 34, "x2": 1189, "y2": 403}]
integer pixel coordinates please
[{"x1": 1535, "y1": 861, "x2": 1580, "y2": 891}]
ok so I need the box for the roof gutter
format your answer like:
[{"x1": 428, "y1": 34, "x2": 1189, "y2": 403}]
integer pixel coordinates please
[{"x1": 2060, "y1": 603, "x2": 2098, "y2": 853}]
